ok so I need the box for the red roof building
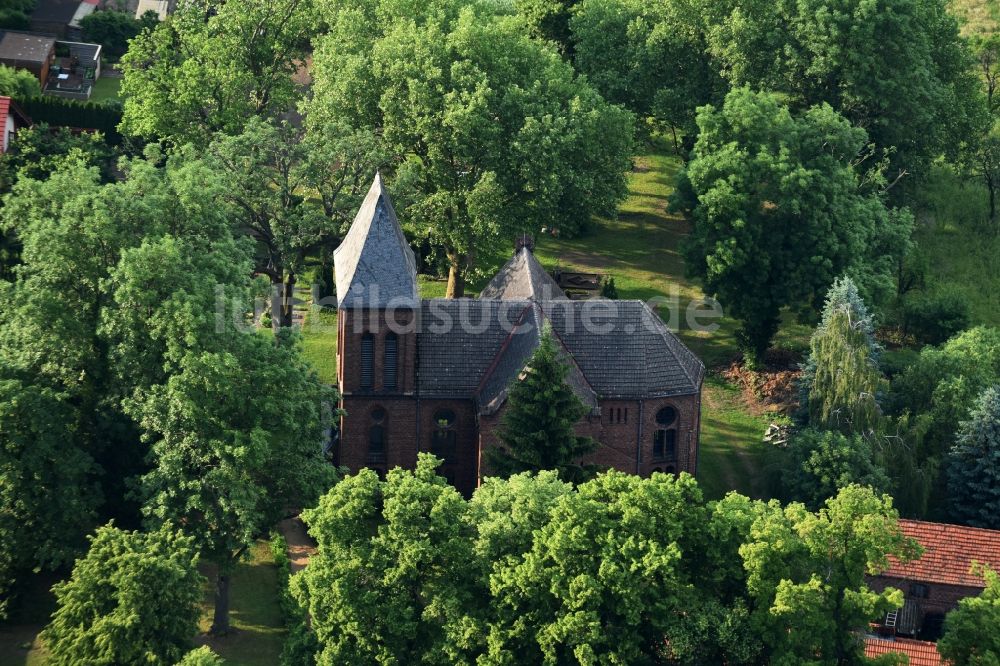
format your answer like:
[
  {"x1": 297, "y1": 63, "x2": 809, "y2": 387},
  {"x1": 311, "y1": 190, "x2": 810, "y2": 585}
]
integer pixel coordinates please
[
  {"x1": 0, "y1": 96, "x2": 31, "y2": 153},
  {"x1": 869, "y1": 519, "x2": 1000, "y2": 640},
  {"x1": 865, "y1": 637, "x2": 944, "y2": 666}
]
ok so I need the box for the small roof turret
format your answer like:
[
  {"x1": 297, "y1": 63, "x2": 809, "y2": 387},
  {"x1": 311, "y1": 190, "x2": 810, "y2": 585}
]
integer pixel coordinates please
[
  {"x1": 479, "y1": 246, "x2": 567, "y2": 301},
  {"x1": 334, "y1": 173, "x2": 418, "y2": 308}
]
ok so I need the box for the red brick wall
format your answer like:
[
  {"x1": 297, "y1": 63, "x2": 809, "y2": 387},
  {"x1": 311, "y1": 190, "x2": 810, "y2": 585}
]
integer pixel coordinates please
[
  {"x1": 337, "y1": 397, "x2": 418, "y2": 476},
  {"x1": 869, "y1": 575, "x2": 985, "y2": 636},
  {"x1": 338, "y1": 308, "x2": 417, "y2": 395},
  {"x1": 416, "y1": 399, "x2": 478, "y2": 496},
  {"x1": 478, "y1": 394, "x2": 701, "y2": 483}
]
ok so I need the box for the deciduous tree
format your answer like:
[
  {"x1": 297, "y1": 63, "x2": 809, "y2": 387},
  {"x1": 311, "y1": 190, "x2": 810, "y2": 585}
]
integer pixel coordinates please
[
  {"x1": 41, "y1": 523, "x2": 203, "y2": 666},
  {"x1": 677, "y1": 88, "x2": 912, "y2": 365},
  {"x1": 740, "y1": 485, "x2": 919, "y2": 665},
  {"x1": 938, "y1": 565, "x2": 1000, "y2": 666},
  {"x1": 309, "y1": 0, "x2": 633, "y2": 295},
  {"x1": 782, "y1": 428, "x2": 891, "y2": 509},
  {"x1": 120, "y1": 0, "x2": 315, "y2": 145}
]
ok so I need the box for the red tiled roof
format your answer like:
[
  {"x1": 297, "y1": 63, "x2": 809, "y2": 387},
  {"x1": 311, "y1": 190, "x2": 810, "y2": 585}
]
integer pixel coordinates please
[
  {"x1": 882, "y1": 519, "x2": 1000, "y2": 588},
  {"x1": 865, "y1": 637, "x2": 943, "y2": 666}
]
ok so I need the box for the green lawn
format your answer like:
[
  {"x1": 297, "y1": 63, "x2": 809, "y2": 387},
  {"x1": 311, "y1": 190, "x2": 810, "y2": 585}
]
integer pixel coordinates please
[
  {"x1": 0, "y1": 541, "x2": 284, "y2": 666},
  {"x1": 532, "y1": 139, "x2": 803, "y2": 497},
  {"x1": 194, "y1": 541, "x2": 285, "y2": 666},
  {"x1": 914, "y1": 165, "x2": 1000, "y2": 328},
  {"x1": 301, "y1": 307, "x2": 338, "y2": 384},
  {"x1": 698, "y1": 378, "x2": 780, "y2": 500},
  {"x1": 89, "y1": 77, "x2": 121, "y2": 104},
  {"x1": 951, "y1": 0, "x2": 1000, "y2": 35}
]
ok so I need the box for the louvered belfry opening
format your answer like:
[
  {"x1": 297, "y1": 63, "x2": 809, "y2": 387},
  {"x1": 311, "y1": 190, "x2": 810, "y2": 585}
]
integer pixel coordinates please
[
  {"x1": 384, "y1": 333, "x2": 398, "y2": 390},
  {"x1": 361, "y1": 333, "x2": 374, "y2": 389}
]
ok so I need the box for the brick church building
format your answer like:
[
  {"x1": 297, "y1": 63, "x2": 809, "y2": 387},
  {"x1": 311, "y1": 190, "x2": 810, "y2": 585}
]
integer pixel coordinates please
[{"x1": 332, "y1": 174, "x2": 705, "y2": 495}]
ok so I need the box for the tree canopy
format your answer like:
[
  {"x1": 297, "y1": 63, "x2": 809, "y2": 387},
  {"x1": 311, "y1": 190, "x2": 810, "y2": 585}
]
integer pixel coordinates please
[
  {"x1": 699, "y1": 0, "x2": 984, "y2": 179},
  {"x1": 0, "y1": 64, "x2": 39, "y2": 98},
  {"x1": 308, "y1": 0, "x2": 633, "y2": 295},
  {"x1": 938, "y1": 565, "x2": 1000, "y2": 666},
  {"x1": 677, "y1": 88, "x2": 912, "y2": 364},
  {"x1": 947, "y1": 385, "x2": 1000, "y2": 529},
  {"x1": 120, "y1": 0, "x2": 315, "y2": 145},
  {"x1": 294, "y1": 463, "x2": 915, "y2": 665},
  {"x1": 41, "y1": 523, "x2": 203, "y2": 666}
]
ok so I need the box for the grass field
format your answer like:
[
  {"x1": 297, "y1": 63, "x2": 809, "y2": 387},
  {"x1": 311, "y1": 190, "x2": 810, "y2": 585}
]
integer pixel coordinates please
[
  {"x1": 914, "y1": 165, "x2": 1000, "y2": 327},
  {"x1": 0, "y1": 542, "x2": 284, "y2": 666},
  {"x1": 951, "y1": 0, "x2": 1000, "y2": 35},
  {"x1": 531, "y1": 140, "x2": 799, "y2": 498},
  {"x1": 89, "y1": 77, "x2": 121, "y2": 104}
]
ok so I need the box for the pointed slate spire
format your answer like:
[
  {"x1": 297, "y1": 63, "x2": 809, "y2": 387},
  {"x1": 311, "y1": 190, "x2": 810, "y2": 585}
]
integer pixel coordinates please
[
  {"x1": 479, "y1": 245, "x2": 567, "y2": 301},
  {"x1": 334, "y1": 172, "x2": 419, "y2": 308}
]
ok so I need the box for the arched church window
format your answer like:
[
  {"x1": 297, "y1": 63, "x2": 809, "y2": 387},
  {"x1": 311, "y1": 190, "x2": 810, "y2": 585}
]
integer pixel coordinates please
[
  {"x1": 431, "y1": 409, "x2": 457, "y2": 462},
  {"x1": 368, "y1": 407, "x2": 386, "y2": 464},
  {"x1": 653, "y1": 405, "x2": 679, "y2": 461},
  {"x1": 361, "y1": 333, "x2": 374, "y2": 389},
  {"x1": 384, "y1": 333, "x2": 398, "y2": 390}
]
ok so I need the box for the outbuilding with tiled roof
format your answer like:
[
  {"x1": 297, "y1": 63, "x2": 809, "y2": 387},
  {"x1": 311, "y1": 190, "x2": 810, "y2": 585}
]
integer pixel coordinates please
[{"x1": 870, "y1": 519, "x2": 1000, "y2": 641}]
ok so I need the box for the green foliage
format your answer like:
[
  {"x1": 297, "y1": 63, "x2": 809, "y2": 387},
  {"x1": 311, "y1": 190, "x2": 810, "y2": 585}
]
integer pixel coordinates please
[
  {"x1": 16, "y1": 96, "x2": 124, "y2": 144},
  {"x1": 120, "y1": 0, "x2": 314, "y2": 145},
  {"x1": 309, "y1": 0, "x2": 633, "y2": 294},
  {"x1": 599, "y1": 275, "x2": 617, "y2": 299},
  {"x1": 0, "y1": 149, "x2": 339, "y2": 632},
  {"x1": 902, "y1": 287, "x2": 973, "y2": 345},
  {"x1": 488, "y1": 325, "x2": 599, "y2": 482},
  {"x1": 0, "y1": 64, "x2": 39, "y2": 98},
  {"x1": 802, "y1": 277, "x2": 887, "y2": 435},
  {"x1": 176, "y1": 646, "x2": 227, "y2": 666},
  {"x1": 295, "y1": 467, "x2": 911, "y2": 665},
  {"x1": 517, "y1": 0, "x2": 576, "y2": 53},
  {"x1": 0, "y1": 0, "x2": 35, "y2": 29},
  {"x1": 205, "y1": 117, "x2": 383, "y2": 328},
  {"x1": 677, "y1": 88, "x2": 912, "y2": 364},
  {"x1": 293, "y1": 456, "x2": 481, "y2": 664},
  {"x1": 571, "y1": 0, "x2": 725, "y2": 136},
  {"x1": 41, "y1": 523, "x2": 204, "y2": 666},
  {"x1": 948, "y1": 385, "x2": 1000, "y2": 528},
  {"x1": 700, "y1": 0, "x2": 985, "y2": 178},
  {"x1": 782, "y1": 428, "x2": 891, "y2": 509},
  {"x1": 0, "y1": 378, "x2": 99, "y2": 619},
  {"x1": 891, "y1": 326, "x2": 1000, "y2": 462},
  {"x1": 741, "y1": 485, "x2": 919, "y2": 665},
  {"x1": 80, "y1": 9, "x2": 158, "y2": 60},
  {"x1": 938, "y1": 565, "x2": 1000, "y2": 666}
]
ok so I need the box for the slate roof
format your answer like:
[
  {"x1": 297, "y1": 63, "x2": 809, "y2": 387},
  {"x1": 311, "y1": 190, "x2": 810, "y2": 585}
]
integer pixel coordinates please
[
  {"x1": 479, "y1": 247, "x2": 567, "y2": 301},
  {"x1": 336, "y1": 177, "x2": 705, "y2": 409},
  {"x1": 881, "y1": 519, "x2": 1000, "y2": 588},
  {"x1": 476, "y1": 303, "x2": 599, "y2": 415},
  {"x1": 864, "y1": 638, "x2": 942, "y2": 666},
  {"x1": 415, "y1": 298, "x2": 703, "y2": 403},
  {"x1": 31, "y1": 0, "x2": 82, "y2": 25},
  {"x1": 333, "y1": 173, "x2": 418, "y2": 308},
  {"x1": 0, "y1": 31, "x2": 55, "y2": 64}
]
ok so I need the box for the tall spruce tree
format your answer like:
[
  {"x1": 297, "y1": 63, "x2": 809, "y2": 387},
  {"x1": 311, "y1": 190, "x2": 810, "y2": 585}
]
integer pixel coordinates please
[
  {"x1": 948, "y1": 386, "x2": 1000, "y2": 529},
  {"x1": 487, "y1": 325, "x2": 598, "y2": 482},
  {"x1": 801, "y1": 277, "x2": 886, "y2": 436}
]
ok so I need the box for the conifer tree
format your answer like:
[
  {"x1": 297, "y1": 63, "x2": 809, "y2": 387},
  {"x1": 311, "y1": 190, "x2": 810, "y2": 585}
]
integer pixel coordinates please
[
  {"x1": 801, "y1": 277, "x2": 886, "y2": 436},
  {"x1": 487, "y1": 325, "x2": 598, "y2": 482},
  {"x1": 948, "y1": 386, "x2": 1000, "y2": 529}
]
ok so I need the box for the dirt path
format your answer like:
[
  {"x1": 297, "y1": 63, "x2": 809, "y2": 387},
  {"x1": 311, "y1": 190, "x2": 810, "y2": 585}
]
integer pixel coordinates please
[{"x1": 277, "y1": 517, "x2": 316, "y2": 573}]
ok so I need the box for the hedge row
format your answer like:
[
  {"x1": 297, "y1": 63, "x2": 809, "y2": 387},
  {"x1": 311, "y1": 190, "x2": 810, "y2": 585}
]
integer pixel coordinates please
[{"x1": 16, "y1": 96, "x2": 123, "y2": 145}]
